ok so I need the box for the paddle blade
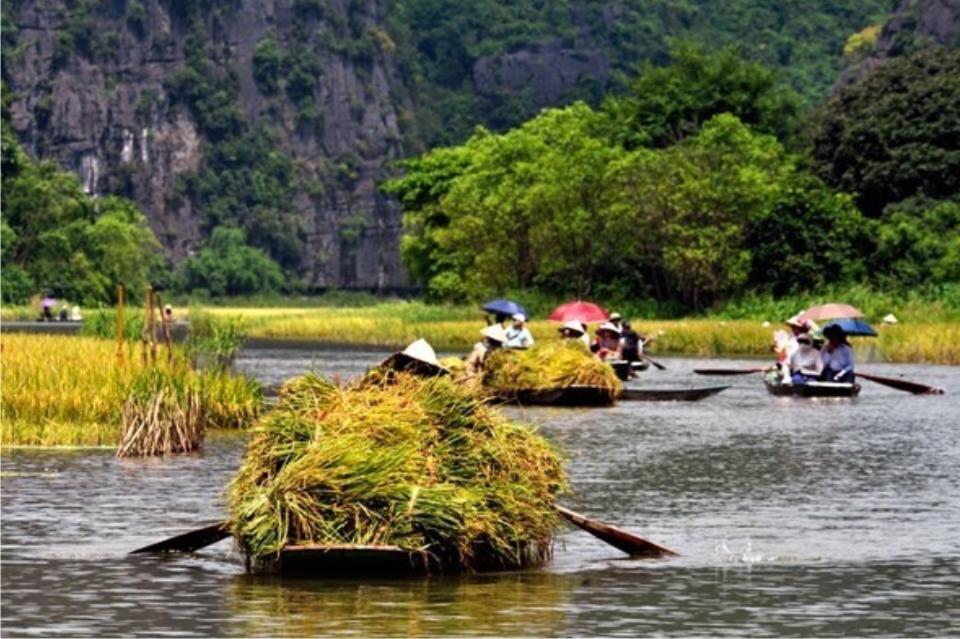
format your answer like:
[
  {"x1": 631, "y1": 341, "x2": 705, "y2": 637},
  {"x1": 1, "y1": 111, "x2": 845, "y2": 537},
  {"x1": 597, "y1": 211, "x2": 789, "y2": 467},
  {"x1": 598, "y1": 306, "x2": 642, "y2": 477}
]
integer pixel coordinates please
[
  {"x1": 555, "y1": 505, "x2": 678, "y2": 558},
  {"x1": 693, "y1": 368, "x2": 764, "y2": 376},
  {"x1": 858, "y1": 372, "x2": 944, "y2": 395},
  {"x1": 131, "y1": 521, "x2": 231, "y2": 554},
  {"x1": 642, "y1": 354, "x2": 667, "y2": 370}
]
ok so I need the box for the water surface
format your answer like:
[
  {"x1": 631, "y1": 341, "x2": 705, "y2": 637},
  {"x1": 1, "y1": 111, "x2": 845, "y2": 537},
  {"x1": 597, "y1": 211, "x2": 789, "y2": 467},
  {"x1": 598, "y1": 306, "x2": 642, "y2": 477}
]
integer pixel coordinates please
[{"x1": 3, "y1": 349, "x2": 958, "y2": 636}]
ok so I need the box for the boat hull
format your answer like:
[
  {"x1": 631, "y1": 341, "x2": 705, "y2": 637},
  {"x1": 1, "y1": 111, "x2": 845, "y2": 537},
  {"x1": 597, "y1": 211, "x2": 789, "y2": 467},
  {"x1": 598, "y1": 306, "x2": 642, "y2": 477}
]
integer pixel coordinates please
[
  {"x1": 254, "y1": 543, "x2": 548, "y2": 577},
  {"x1": 503, "y1": 385, "x2": 617, "y2": 406},
  {"x1": 620, "y1": 385, "x2": 729, "y2": 402},
  {"x1": 765, "y1": 380, "x2": 861, "y2": 398}
]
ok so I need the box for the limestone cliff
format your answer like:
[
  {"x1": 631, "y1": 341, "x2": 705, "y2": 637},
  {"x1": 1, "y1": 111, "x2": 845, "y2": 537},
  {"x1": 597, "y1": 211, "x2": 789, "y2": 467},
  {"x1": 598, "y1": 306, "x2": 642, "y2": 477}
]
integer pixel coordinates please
[{"x1": 2, "y1": 0, "x2": 411, "y2": 289}]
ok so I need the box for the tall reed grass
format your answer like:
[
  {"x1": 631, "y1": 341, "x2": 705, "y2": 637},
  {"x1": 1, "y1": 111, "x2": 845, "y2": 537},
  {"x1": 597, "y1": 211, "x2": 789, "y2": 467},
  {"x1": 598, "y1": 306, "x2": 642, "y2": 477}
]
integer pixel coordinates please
[{"x1": 1, "y1": 334, "x2": 263, "y2": 447}]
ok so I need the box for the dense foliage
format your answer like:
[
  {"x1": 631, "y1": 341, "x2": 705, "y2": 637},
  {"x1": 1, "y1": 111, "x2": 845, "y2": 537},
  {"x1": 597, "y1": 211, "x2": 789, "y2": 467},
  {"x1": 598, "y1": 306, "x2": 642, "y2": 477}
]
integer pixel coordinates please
[
  {"x1": 1, "y1": 111, "x2": 161, "y2": 304},
  {"x1": 386, "y1": 48, "x2": 873, "y2": 309},
  {"x1": 809, "y1": 48, "x2": 960, "y2": 217},
  {"x1": 392, "y1": 0, "x2": 891, "y2": 145}
]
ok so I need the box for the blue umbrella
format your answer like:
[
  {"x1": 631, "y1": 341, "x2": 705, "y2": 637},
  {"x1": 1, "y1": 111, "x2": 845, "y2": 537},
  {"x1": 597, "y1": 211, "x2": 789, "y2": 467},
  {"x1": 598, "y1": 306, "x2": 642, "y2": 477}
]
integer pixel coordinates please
[
  {"x1": 824, "y1": 318, "x2": 878, "y2": 337},
  {"x1": 482, "y1": 299, "x2": 529, "y2": 319}
]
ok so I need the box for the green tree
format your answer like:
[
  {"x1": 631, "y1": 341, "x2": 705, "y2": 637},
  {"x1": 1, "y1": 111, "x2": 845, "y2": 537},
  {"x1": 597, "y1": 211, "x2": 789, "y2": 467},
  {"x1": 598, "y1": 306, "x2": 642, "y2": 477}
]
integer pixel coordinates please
[
  {"x1": 809, "y1": 48, "x2": 960, "y2": 217},
  {"x1": 872, "y1": 197, "x2": 960, "y2": 288},
  {"x1": 602, "y1": 44, "x2": 801, "y2": 149},
  {"x1": 182, "y1": 227, "x2": 285, "y2": 296},
  {"x1": 252, "y1": 37, "x2": 284, "y2": 94},
  {"x1": 1, "y1": 117, "x2": 161, "y2": 303}
]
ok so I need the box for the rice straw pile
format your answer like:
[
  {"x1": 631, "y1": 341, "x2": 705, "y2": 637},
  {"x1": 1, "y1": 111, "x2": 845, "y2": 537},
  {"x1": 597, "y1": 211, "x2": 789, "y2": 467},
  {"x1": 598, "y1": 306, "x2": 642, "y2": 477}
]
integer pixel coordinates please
[
  {"x1": 483, "y1": 341, "x2": 622, "y2": 399},
  {"x1": 227, "y1": 370, "x2": 567, "y2": 571},
  {"x1": 117, "y1": 368, "x2": 203, "y2": 457}
]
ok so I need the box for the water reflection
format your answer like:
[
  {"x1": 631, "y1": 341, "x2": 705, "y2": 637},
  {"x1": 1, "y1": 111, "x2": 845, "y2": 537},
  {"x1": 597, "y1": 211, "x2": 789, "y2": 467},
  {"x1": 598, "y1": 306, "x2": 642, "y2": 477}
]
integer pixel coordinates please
[
  {"x1": 227, "y1": 571, "x2": 572, "y2": 637},
  {"x1": 3, "y1": 350, "x2": 959, "y2": 636}
]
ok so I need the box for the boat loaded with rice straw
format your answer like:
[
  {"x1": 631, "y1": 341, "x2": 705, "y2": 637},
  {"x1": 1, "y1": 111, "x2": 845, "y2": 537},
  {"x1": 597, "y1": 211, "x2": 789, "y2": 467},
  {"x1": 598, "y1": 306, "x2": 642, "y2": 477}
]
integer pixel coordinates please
[
  {"x1": 482, "y1": 341, "x2": 623, "y2": 406},
  {"x1": 227, "y1": 369, "x2": 568, "y2": 575}
]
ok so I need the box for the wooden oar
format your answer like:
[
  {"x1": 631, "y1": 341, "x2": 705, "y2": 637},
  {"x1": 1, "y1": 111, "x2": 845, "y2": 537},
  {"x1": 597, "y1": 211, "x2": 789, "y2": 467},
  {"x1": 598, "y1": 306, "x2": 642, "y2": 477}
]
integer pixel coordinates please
[
  {"x1": 130, "y1": 521, "x2": 231, "y2": 554},
  {"x1": 640, "y1": 353, "x2": 667, "y2": 371},
  {"x1": 693, "y1": 367, "x2": 764, "y2": 376},
  {"x1": 857, "y1": 372, "x2": 944, "y2": 395},
  {"x1": 131, "y1": 508, "x2": 678, "y2": 558},
  {"x1": 554, "y1": 505, "x2": 678, "y2": 558}
]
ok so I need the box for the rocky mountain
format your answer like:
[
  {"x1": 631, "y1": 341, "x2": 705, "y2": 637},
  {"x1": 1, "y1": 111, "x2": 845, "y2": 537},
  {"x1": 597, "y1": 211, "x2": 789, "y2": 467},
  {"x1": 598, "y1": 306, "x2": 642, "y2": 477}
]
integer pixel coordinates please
[
  {"x1": 3, "y1": 0, "x2": 412, "y2": 289},
  {"x1": 1, "y1": 0, "x2": 896, "y2": 290},
  {"x1": 836, "y1": 0, "x2": 960, "y2": 88}
]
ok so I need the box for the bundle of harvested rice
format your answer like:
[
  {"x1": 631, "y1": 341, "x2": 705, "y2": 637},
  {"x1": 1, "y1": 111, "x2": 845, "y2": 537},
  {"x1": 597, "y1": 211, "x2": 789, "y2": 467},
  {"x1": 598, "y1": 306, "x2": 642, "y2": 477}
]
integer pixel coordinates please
[
  {"x1": 117, "y1": 368, "x2": 203, "y2": 457},
  {"x1": 483, "y1": 341, "x2": 622, "y2": 399},
  {"x1": 227, "y1": 370, "x2": 567, "y2": 572}
]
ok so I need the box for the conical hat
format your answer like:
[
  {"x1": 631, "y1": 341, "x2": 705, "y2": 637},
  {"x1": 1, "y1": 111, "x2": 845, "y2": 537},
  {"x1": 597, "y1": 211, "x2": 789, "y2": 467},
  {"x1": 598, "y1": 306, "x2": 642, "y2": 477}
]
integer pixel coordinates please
[{"x1": 481, "y1": 324, "x2": 507, "y2": 343}]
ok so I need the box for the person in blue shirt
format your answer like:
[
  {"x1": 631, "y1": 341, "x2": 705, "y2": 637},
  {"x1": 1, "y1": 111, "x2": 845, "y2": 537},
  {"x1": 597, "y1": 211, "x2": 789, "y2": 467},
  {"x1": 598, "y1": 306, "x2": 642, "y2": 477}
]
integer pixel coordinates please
[
  {"x1": 820, "y1": 324, "x2": 855, "y2": 383},
  {"x1": 504, "y1": 314, "x2": 534, "y2": 349}
]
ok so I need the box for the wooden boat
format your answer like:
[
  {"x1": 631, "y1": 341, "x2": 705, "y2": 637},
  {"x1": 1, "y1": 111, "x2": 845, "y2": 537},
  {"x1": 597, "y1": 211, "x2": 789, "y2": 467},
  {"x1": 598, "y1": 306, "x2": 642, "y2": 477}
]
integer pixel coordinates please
[
  {"x1": 254, "y1": 542, "x2": 550, "y2": 577},
  {"x1": 765, "y1": 379, "x2": 861, "y2": 398},
  {"x1": 503, "y1": 385, "x2": 617, "y2": 407},
  {"x1": 619, "y1": 385, "x2": 729, "y2": 402}
]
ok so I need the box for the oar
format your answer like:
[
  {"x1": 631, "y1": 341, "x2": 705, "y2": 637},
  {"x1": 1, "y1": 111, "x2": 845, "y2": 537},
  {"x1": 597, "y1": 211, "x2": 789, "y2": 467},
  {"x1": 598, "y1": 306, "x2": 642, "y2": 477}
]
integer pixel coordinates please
[
  {"x1": 131, "y1": 509, "x2": 678, "y2": 558},
  {"x1": 857, "y1": 372, "x2": 944, "y2": 395},
  {"x1": 693, "y1": 367, "x2": 764, "y2": 376},
  {"x1": 640, "y1": 353, "x2": 667, "y2": 371},
  {"x1": 130, "y1": 521, "x2": 231, "y2": 554},
  {"x1": 554, "y1": 505, "x2": 678, "y2": 558}
]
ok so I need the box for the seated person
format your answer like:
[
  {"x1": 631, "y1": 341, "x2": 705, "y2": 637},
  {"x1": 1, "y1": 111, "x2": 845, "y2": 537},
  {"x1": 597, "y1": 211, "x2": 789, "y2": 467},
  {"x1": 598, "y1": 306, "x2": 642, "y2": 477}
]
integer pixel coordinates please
[
  {"x1": 620, "y1": 321, "x2": 645, "y2": 363},
  {"x1": 558, "y1": 320, "x2": 591, "y2": 349},
  {"x1": 466, "y1": 325, "x2": 507, "y2": 375},
  {"x1": 788, "y1": 333, "x2": 822, "y2": 384},
  {"x1": 820, "y1": 324, "x2": 855, "y2": 383},
  {"x1": 504, "y1": 314, "x2": 534, "y2": 349},
  {"x1": 591, "y1": 322, "x2": 622, "y2": 361}
]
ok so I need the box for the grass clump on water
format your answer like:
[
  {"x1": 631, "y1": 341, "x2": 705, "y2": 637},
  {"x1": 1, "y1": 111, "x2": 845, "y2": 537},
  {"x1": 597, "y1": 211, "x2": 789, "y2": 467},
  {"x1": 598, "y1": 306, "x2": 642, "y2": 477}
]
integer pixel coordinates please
[
  {"x1": 483, "y1": 341, "x2": 622, "y2": 400},
  {"x1": 227, "y1": 370, "x2": 568, "y2": 571}
]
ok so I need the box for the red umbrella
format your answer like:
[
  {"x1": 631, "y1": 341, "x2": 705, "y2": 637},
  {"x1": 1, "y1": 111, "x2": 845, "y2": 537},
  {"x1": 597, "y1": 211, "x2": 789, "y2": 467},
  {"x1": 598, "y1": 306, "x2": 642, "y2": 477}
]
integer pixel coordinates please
[
  {"x1": 548, "y1": 300, "x2": 609, "y2": 324},
  {"x1": 797, "y1": 303, "x2": 864, "y2": 323}
]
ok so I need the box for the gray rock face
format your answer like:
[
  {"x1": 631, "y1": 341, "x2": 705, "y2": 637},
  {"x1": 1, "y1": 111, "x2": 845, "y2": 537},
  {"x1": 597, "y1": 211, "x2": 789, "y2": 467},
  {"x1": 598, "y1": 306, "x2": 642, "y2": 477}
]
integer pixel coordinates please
[
  {"x1": 3, "y1": 0, "x2": 412, "y2": 289},
  {"x1": 473, "y1": 41, "x2": 609, "y2": 106},
  {"x1": 835, "y1": 0, "x2": 960, "y2": 88}
]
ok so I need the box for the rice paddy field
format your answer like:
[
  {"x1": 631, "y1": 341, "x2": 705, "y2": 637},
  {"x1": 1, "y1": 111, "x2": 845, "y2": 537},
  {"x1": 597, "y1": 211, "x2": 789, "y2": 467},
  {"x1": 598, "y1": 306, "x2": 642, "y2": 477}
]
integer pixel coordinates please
[
  {"x1": 217, "y1": 305, "x2": 958, "y2": 365},
  {"x1": 0, "y1": 334, "x2": 262, "y2": 447}
]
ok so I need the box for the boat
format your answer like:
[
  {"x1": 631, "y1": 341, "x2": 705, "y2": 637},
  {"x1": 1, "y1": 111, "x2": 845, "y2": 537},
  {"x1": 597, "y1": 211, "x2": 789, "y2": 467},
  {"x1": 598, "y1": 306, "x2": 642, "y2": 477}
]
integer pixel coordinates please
[
  {"x1": 764, "y1": 379, "x2": 861, "y2": 398},
  {"x1": 609, "y1": 360, "x2": 649, "y2": 381},
  {"x1": 619, "y1": 385, "x2": 729, "y2": 402},
  {"x1": 253, "y1": 542, "x2": 549, "y2": 576},
  {"x1": 501, "y1": 385, "x2": 617, "y2": 407}
]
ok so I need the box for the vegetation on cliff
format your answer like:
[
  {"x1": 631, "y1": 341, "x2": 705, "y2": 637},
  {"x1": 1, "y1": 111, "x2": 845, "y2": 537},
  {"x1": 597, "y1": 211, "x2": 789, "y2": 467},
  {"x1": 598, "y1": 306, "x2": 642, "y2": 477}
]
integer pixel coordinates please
[{"x1": 387, "y1": 45, "x2": 959, "y2": 311}]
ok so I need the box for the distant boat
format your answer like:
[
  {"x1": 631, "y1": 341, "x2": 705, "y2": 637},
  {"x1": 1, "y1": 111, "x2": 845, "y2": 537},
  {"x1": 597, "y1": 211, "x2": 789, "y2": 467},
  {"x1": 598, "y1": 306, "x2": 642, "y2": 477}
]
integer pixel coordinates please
[
  {"x1": 765, "y1": 379, "x2": 861, "y2": 398},
  {"x1": 620, "y1": 385, "x2": 729, "y2": 402}
]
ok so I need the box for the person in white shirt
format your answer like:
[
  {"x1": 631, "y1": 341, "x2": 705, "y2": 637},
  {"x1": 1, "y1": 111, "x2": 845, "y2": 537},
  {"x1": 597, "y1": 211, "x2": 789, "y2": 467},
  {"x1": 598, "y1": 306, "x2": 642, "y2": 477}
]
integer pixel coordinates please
[
  {"x1": 788, "y1": 333, "x2": 822, "y2": 384},
  {"x1": 466, "y1": 325, "x2": 507, "y2": 375},
  {"x1": 504, "y1": 313, "x2": 534, "y2": 349}
]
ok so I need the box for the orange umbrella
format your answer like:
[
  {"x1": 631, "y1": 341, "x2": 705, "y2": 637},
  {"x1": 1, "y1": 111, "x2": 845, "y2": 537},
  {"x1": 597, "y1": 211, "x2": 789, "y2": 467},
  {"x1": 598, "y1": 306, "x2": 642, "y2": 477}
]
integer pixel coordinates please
[{"x1": 797, "y1": 303, "x2": 864, "y2": 323}]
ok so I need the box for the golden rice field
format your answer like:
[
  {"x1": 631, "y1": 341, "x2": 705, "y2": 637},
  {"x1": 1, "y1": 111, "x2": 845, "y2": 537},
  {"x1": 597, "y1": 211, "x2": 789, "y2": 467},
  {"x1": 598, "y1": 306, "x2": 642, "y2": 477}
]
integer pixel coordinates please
[
  {"x1": 203, "y1": 306, "x2": 958, "y2": 365},
  {"x1": 1, "y1": 334, "x2": 262, "y2": 448}
]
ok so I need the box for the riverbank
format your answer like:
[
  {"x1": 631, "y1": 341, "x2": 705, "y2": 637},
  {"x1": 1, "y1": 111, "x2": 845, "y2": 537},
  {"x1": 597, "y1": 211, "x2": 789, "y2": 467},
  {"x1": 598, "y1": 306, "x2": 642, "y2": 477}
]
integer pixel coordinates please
[
  {"x1": 0, "y1": 334, "x2": 262, "y2": 447},
  {"x1": 4, "y1": 301, "x2": 958, "y2": 364},
  {"x1": 208, "y1": 305, "x2": 960, "y2": 365}
]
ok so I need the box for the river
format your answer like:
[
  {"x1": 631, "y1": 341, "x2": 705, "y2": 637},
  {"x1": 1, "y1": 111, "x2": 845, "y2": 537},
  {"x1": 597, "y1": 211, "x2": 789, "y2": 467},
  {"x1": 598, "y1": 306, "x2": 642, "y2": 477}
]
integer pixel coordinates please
[{"x1": 2, "y1": 348, "x2": 958, "y2": 636}]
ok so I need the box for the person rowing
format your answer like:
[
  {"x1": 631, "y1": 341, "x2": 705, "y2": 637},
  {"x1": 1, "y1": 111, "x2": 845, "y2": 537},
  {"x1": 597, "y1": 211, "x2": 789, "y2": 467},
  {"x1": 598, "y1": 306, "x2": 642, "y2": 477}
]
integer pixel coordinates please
[
  {"x1": 466, "y1": 324, "x2": 507, "y2": 375},
  {"x1": 820, "y1": 324, "x2": 855, "y2": 383}
]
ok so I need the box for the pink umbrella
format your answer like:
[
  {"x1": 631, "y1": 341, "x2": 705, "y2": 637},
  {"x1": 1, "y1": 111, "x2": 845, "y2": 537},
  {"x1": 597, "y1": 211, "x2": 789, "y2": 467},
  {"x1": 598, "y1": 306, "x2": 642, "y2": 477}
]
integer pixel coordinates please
[
  {"x1": 797, "y1": 303, "x2": 864, "y2": 323},
  {"x1": 548, "y1": 300, "x2": 609, "y2": 324}
]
